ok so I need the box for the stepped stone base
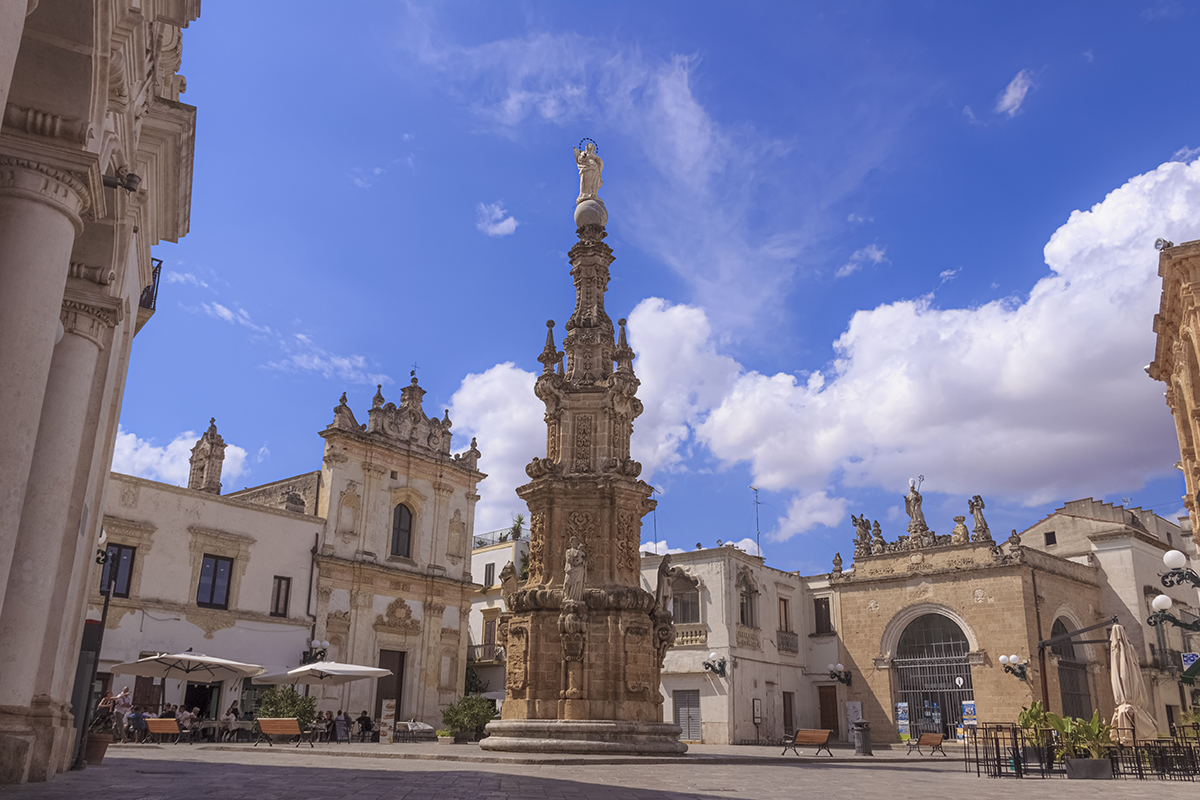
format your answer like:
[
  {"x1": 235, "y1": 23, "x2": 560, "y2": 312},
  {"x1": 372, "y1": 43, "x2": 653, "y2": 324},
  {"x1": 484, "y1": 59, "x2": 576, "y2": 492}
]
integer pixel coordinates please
[{"x1": 480, "y1": 720, "x2": 687, "y2": 755}]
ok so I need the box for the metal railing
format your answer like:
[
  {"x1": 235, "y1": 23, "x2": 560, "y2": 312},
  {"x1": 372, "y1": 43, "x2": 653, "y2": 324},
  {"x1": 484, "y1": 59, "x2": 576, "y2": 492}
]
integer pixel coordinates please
[
  {"x1": 139, "y1": 258, "x2": 162, "y2": 311},
  {"x1": 472, "y1": 526, "x2": 526, "y2": 549},
  {"x1": 467, "y1": 644, "x2": 503, "y2": 663},
  {"x1": 777, "y1": 630, "x2": 799, "y2": 653}
]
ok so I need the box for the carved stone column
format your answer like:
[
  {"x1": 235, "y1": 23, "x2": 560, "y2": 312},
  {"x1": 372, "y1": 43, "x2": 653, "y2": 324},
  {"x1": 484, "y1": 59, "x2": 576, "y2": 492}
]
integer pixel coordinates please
[
  {"x1": 0, "y1": 156, "x2": 91, "y2": 623},
  {"x1": 0, "y1": 294, "x2": 116, "y2": 782}
]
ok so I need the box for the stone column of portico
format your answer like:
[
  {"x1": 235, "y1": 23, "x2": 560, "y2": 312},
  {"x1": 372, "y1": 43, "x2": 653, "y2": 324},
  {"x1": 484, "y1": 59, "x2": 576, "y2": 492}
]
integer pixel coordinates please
[
  {"x1": 0, "y1": 296, "x2": 114, "y2": 784},
  {"x1": 0, "y1": 157, "x2": 88, "y2": 625}
]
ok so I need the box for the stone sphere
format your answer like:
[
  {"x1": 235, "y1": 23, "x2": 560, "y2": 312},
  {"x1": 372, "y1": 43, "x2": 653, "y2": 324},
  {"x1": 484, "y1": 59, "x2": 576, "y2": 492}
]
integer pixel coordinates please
[{"x1": 574, "y1": 198, "x2": 608, "y2": 229}]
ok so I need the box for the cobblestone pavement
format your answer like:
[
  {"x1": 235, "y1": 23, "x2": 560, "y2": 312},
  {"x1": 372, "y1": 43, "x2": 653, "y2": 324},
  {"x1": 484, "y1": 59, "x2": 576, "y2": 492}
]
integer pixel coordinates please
[{"x1": 1, "y1": 744, "x2": 1195, "y2": 799}]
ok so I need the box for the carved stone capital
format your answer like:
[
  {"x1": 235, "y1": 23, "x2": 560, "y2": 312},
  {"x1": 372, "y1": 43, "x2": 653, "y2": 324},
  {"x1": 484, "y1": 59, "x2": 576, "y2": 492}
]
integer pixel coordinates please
[
  {"x1": 61, "y1": 296, "x2": 122, "y2": 349},
  {"x1": 3, "y1": 103, "x2": 92, "y2": 145},
  {"x1": 0, "y1": 156, "x2": 91, "y2": 232}
]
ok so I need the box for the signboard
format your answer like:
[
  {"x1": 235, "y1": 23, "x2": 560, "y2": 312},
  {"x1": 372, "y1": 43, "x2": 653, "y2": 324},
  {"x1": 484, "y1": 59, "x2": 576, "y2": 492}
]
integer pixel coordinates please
[
  {"x1": 1183, "y1": 652, "x2": 1198, "y2": 670},
  {"x1": 896, "y1": 702, "x2": 910, "y2": 741},
  {"x1": 381, "y1": 699, "x2": 396, "y2": 744},
  {"x1": 961, "y1": 700, "x2": 977, "y2": 727},
  {"x1": 752, "y1": 698, "x2": 763, "y2": 724},
  {"x1": 845, "y1": 700, "x2": 862, "y2": 734}
]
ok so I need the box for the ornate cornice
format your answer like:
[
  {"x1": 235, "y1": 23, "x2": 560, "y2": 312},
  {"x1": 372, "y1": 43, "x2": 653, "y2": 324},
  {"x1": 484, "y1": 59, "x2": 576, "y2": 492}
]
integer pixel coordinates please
[
  {"x1": 0, "y1": 156, "x2": 91, "y2": 231},
  {"x1": 68, "y1": 262, "x2": 115, "y2": 285}
]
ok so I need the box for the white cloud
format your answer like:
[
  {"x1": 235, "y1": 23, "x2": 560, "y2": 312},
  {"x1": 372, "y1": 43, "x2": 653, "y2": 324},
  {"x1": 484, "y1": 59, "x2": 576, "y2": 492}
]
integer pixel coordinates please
[
  {"x1": 165, "y1": 271, "x2": 209, "y2": 289},
  {"x1": 937, "y1": 268, "x2": 959, "y2": 286},
  {"x1": 771, "y1": 492, "x2": 849, "y2": 542},
  {"x1": 962, "y1": 105, "x2": 978, "y2": 124},
  {"x1": 847, "y1": 213, "x2": 873, "y2": 224},
  {"x1": 836, "y1": 244, "x2": 889, "y2": 278},
  {"x1": 448, "y1": 362, "x2": 545, "y2": 531},
  {"x1": 476, "y1": 202, "x2": 519, "y2": 237},
  {"x1": 256, "y1": 443, "x2": 270, "y2": 463},
  {"x1": 112, "y1": 426, "x2": 248, "y2": 487},
  {"x1": 640, "y1": 540, "x2": 686, "y2": 556},
  {"x1": 407, "y1": 21, "x2": 915, "y2": 336},
  {"x1": 202, "y1": 302, "x2": 276, "y2": 336},
  {"x1": 995, "y1": 69, "x2": 1035, "y2": 117},
  {"x1": 1082, "y1": 50, "x2": 1095, "y2": 64},
  {"x1": 726, "y1": 537, "x2": 763, "y2": 557},
  {"x1": 1172, "y1": 145, "x2": 1200, "y2": 164},
  {"x1": 267, "y1": 333, "x2": 391, "y2": 386}
]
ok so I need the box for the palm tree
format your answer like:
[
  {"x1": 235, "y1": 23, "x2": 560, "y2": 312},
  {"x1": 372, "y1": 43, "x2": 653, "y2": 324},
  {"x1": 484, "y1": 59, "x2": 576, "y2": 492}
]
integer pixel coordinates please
[{"x1": 509, "y1": 513, "x2": 525, "y2": 541}]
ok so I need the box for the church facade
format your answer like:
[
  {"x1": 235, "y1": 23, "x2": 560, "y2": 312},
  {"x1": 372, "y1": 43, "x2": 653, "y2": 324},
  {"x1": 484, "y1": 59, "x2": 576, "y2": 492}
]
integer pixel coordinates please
[{"x1": 94, "y1": 381, "x2": 486, "y2": 728}]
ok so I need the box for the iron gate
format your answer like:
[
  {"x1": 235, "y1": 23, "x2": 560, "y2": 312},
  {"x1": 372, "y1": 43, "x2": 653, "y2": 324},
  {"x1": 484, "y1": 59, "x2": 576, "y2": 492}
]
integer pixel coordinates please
[
  {"x1": 894, "y1": 614, "x2": 975, "y2": 738},
  {"x1": 1051, "y1": 618, "x2": 1093, "y2": 720}
]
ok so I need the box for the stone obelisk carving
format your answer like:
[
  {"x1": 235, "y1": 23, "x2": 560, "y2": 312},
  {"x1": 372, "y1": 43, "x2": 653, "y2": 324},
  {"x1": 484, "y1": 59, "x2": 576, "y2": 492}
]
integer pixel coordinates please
[{"x1": 480, "y1": 144, "x2": 685, "y2": 755}]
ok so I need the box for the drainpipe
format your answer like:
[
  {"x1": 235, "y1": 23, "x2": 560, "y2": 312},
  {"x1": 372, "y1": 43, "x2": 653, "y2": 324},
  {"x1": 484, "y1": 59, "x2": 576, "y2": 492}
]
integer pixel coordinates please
[{"x1": 1031, "y1": 570, "x2": 1050, "y2": 709}]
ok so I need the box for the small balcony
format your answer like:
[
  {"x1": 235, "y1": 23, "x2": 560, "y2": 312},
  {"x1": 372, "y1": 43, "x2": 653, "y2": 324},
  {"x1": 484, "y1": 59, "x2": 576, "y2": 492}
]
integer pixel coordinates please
[
  {"x1": 134, "y1": 258, "x2": 162, "y2": 335},
  {"x1": 472, "y1": 526, "x2": 527, "y2": 549},
  {"x1": 674, "y1": 623, "x2": 707, "y2": 648},
  {"x1": 467, "y1": 644, "x2": 504, "y2": 663},
  {"x1": 777, "y1": 630, "x2": 799, "y2": 654}
]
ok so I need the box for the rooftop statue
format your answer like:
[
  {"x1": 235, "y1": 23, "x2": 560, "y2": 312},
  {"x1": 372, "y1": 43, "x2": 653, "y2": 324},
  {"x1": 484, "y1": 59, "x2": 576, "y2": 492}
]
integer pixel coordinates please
[
  {"x1": 574, "y1": 141, "x2": 604, "y2": 201},
  {"x1": 904, "y1": 478, "x2": 927, "y2": 535}
]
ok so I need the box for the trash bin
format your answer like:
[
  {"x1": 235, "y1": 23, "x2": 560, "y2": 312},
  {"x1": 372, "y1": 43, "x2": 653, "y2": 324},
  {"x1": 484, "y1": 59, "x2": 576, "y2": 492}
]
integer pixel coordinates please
[{"x1": 852, "y1": 720, "x2": 873, "y2": 756}]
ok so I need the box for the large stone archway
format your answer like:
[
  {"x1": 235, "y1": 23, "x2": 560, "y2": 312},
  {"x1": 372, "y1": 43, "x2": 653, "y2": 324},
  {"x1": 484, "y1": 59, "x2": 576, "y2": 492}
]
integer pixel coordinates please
[{"x1": 887, "y1": 610, "x2": 977, "y2": 739}]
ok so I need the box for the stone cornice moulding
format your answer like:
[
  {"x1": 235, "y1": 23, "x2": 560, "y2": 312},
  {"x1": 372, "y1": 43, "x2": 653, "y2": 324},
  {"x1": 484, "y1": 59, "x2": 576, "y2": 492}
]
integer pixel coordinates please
[
  {"x1": 61, "y1": 293, "x2": 123, "y2": 350},
  {"x1": 2, "y1": 103, "x2": 92, "y2": 144},
  {"x1": 108, "y1": 471, "x2": 328, "y2": 523}
]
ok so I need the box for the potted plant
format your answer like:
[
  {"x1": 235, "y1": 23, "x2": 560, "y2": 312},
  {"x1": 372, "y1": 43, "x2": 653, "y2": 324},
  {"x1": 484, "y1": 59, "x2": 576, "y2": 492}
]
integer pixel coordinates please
[
  {"x1": 1047, "y1": 710, "x2": 1114, "y2": 779},
  {"x1": 436, "y1": 729, "x2": 454, "y2": 745},
  {"x1": 84, "y1": 731, "x2": 113, "y2": 765},
  {"x1": 1017, "y1": 701, "x2": 1053, "y2": 768},
  {"x1": 441, "y1": 695, "x2": 498, "y2": 743}
]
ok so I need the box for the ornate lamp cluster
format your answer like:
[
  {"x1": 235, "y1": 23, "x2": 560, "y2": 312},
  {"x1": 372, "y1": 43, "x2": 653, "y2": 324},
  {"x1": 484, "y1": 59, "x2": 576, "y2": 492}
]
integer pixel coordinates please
[
  {"x1": 1147, "y1": 550, "x2": 1200, "y2": 634},
  {"x1": 998, "y1": 654, "x2": 1029, "y2": 681},
  {"x1": 703, "y1": 651, "x2": 727, "y2": 678},
  {"x1": 827, "y1": 663, "x2": 852, "y2": 686},
  {"x1": 301, "y1": 638, "x2": 330, "y2": 665}
]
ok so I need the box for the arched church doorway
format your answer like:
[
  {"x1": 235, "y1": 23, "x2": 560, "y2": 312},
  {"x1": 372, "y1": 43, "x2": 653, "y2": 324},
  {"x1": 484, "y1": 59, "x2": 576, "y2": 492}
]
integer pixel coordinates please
[
  {"x1": 893, "y1": 613, "x2": 974, "y2": 738},
  {"x1": 1051, "y1": 618, "x2": 1092, "y2": 719}
]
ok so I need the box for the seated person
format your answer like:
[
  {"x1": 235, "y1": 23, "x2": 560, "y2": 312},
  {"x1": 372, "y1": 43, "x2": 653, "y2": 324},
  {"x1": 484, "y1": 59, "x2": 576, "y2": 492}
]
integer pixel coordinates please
[{"x1": 127, "y1": 706, "x2": 149, "y2": 742}]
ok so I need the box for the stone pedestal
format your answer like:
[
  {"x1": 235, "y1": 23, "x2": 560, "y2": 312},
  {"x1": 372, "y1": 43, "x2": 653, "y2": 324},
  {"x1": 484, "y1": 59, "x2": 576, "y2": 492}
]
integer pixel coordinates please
[{"x1": 480, "y1": 719, "x2": 686, "y2": 755}]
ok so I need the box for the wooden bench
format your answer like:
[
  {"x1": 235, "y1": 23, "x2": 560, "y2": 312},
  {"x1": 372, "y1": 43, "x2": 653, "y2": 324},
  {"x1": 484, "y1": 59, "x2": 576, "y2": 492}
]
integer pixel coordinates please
[
  {"x1": 145, "y1": 717, "x2": 190, "y2": 745},
  {"x1": 254, "y1": 717, "x2": 315, "y2": 748},
  {"x1": 781, "y1": 728, "x2": 833, "y2": 757},
  {"x1": 907, "y1": 732, "x2": 946, "y2": 756}
]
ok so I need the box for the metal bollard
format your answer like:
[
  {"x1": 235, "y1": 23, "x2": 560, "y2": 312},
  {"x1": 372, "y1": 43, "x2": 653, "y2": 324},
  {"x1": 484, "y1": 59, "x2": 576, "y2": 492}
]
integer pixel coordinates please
[{"x1": 853, "y1": 720, "x2": 873, "y2": 756}]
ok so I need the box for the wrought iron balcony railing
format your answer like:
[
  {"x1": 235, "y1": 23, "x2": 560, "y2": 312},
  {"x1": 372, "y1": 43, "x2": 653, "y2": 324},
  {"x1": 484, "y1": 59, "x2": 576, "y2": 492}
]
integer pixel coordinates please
[
  {"x1": 139, "y1": 258, "x2": 162, "y2": 311},
  {"x1": 777, "y1": 630, "x2": 799, "y2": 654}
]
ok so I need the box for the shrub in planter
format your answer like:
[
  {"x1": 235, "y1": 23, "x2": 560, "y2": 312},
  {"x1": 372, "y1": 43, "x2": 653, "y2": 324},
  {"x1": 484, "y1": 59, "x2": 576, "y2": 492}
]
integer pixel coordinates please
[
  {"x1": 254, "y1": 686, "x2": 317, "y2": 731},
  {"x1": 1047, "y1": 710, "x2": 1114, "y2": 780},
  {"x1": 436, "y1": 729, "x2": 454, "y2": 745},
  {"x1": 84, "y1": 732, "x2": 113, "y2": 765},
  {"x1": 441, "y1": 695, "x2": 497, "y2": 742}
]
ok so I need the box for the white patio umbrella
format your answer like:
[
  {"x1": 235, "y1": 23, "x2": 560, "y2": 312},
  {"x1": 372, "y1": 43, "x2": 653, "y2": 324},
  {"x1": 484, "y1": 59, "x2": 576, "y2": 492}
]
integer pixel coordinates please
[
  {"x1": 251, "y1": 661, "x2": 391, "y2": 686},
  {"x1": 112, "y1": 652, "x2": 266, "y2": 681},
  {"x1": 1109, "y1": 623, "x2": 1157, "y2": 744}
]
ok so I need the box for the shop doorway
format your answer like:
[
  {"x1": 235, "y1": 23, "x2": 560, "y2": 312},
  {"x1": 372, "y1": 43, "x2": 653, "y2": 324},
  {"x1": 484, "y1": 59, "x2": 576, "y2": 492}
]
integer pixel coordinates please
[
  {"x1": 893, "y1": 613, "x2": 974, "y2": 739},
  {"x1": 184, "y1": 681, "x2": 222, "y2": 720},
  {"x1": 375, "y1": 650, "x2": 405, "y2": 721},
  {"x1": 817, "y1": 685, "x2": 839, "y2": 736}
]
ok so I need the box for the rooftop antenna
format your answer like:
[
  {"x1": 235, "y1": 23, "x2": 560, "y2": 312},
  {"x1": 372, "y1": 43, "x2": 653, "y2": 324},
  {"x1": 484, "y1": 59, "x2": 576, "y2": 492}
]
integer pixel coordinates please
[{"x1": 750, "y1": 486, "x2": 761, "y2": 557}]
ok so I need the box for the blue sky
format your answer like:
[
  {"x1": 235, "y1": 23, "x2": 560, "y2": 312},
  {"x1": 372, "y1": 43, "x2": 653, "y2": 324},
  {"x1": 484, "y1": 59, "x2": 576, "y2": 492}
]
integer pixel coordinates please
[{"x1": 116, "y1": 2, "x2": 1200, "y2": 575}]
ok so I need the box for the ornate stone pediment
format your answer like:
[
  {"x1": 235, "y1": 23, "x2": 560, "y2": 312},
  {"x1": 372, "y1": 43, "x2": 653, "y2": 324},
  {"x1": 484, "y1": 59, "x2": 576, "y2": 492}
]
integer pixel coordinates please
[{"x1": 374, "y1": 597, "x2": 420, "y2": 634}]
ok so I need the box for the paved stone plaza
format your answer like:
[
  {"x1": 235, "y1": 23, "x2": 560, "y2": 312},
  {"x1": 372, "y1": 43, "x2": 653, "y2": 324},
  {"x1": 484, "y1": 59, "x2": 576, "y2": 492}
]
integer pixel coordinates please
[{"x1": 0, "y1": 744, "x2": 1195, "y2": 800}]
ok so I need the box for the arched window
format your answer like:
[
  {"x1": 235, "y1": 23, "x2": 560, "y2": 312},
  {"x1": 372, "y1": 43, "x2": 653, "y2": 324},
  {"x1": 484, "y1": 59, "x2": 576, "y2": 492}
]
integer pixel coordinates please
[
  {"x1": 1051, "y1": 618, "x2": 1092, "y2": 720},
  {"x1": 391, "y1": 503, "x2": 412, "y2": 558},
  {"x1": 736, "y1": 571, "x2": 758, "y2": 628}
]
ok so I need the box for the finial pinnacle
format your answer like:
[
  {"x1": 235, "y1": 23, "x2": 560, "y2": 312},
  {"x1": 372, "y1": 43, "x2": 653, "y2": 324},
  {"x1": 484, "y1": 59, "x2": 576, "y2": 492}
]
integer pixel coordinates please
[{"x1": 547, "y1": 319, "x2": 554, "y2": 328}]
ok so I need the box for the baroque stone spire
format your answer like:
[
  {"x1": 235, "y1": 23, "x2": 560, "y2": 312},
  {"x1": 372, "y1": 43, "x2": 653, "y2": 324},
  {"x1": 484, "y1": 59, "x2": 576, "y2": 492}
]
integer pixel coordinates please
[
  {"x1": 483, "y1": 144, "x2": 684, "y2": 756},
  {"x1": 188, "y1": 417, "x2": 225, "y2": 494}
]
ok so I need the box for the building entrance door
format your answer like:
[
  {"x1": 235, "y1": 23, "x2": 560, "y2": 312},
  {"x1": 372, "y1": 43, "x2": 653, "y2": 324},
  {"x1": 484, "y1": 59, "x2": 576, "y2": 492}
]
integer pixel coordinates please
[
  {"x1": 673, "y1": 689, "x2": 701, "y2": 741},
  {"x1": 892, "y1": 613, "x2": 974, "y2": 739},
  {"x1": 782, "y1": 691, "x2": 795, "y2": 736},
  {"x1": 817, "y1": 685, "x2": 839, "y2": 736},
  {"x1": 375, "y1": 650, "x2": 405, "y2": 721}
]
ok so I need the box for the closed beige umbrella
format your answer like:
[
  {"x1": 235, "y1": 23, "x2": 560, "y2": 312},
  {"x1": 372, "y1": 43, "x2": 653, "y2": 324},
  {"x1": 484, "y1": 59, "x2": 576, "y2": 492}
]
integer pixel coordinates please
[{"x1": 1109, "y1": 623, "x2": 1156, "y2": 744}]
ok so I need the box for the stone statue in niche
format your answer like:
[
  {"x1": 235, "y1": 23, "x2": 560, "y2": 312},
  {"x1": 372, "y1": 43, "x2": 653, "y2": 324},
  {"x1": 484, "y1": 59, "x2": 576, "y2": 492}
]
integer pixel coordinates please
[
  {"x1": 499, "y1": 561, "x2": 519, "y2": 611},
  {"x1": 904, "y1": 479, "x2": 928, "y2": 535},
  {"x1": 574, "y1": 141, "x2": 604, "y2": 201},
  {"x1": 968, "y1": 495, "x2": 992, "y2": 542},
  {"x1": 563, "y1": 538, "x2": 587, "y2": 602}
]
